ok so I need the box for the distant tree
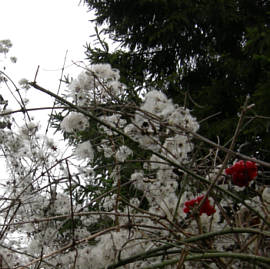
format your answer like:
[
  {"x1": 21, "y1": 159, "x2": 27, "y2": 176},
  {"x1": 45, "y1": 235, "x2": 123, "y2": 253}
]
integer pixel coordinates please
[{"x1": 83, "y1": 0, "x2": 270, "y2": 161}]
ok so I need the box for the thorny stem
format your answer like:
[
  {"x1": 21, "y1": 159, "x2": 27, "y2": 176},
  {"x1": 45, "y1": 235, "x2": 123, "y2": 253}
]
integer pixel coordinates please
[
  {"x1": 99, "y1": 227, "x2": 270, "y2": 269},
  {"x1": 140, "y1": 252, "x2": 270, "y2": 269}
]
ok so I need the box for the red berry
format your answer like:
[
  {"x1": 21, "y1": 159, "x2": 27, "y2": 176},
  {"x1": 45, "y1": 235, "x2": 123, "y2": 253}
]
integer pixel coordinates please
[
  {"x1": 225, "y1": 160, "x2": 257, "y2": 187},
  {"x1": 183, "y1": 195, "x2": 216, "y2": 216}
]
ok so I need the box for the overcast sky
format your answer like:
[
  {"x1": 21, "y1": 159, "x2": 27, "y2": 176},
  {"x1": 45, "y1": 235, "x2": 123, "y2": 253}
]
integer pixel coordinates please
[
  {"x1": 0, "y1": 0, "x2": 94, "y2": 118},
  {"x1": 0, "y1": 0, "x2": 92, "y2": 80},
  {"x1": 0, "y1": 0, "x2": 97, "y2": 182}
]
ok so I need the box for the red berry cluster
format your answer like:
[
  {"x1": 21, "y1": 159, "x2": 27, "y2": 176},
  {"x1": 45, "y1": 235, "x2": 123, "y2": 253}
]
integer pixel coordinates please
[
  {"x1": 183, "y1": 195, "x2": 216, "y2": 216},
  {"x1": 225, "y1": 160, "x2": 258, "y2": 187}
]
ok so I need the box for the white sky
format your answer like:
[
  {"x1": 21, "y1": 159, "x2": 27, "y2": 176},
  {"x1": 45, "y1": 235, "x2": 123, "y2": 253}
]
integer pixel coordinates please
[
  {"x1": 0, "y1": 0, "x2": 98, "y2": 186},
  {"x1": 0, "y1": 0, "x2": 94, "y2": 111},
  {"x1": 0, "y1": 0, "x2": 92, "y2": 76}
]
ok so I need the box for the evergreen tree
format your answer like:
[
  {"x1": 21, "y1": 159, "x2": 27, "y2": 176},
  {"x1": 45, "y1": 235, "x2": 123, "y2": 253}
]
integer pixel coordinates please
[{"x1": 84, "y1": 0, "x2": 270, "y2": 160}]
